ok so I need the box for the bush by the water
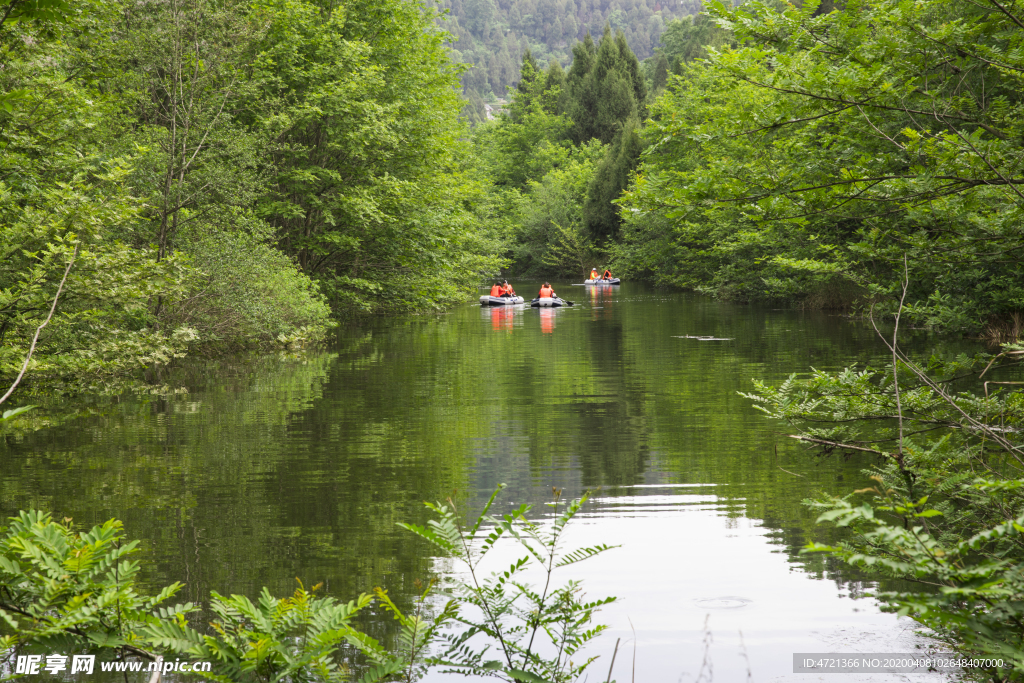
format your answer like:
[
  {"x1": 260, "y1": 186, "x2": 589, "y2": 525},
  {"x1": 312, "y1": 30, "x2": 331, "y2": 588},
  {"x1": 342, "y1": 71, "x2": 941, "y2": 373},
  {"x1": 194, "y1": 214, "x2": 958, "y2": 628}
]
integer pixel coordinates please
[
  {"x1": 748, "y1": 340, "x2": 1024, "y2": 679},
  {"x1": 0, "y1": 482, "x2": 614, "y2": 683}
]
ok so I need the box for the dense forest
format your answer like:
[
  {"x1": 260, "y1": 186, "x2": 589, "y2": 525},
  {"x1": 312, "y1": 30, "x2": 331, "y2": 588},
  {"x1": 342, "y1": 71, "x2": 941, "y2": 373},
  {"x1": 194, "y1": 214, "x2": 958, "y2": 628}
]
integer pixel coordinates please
[
  {"x1": 486, "y1": 0, "x2": 1024, "y2": 333},
  {"x1": 0, "y1": 0, "x2": 504, "y2": 387},
  {"x1": 471, "y1": 16, "x2": 729, "y2": 280},
  {"x1": 443, "y1": 0, "x2": 703, "y2": 121}
]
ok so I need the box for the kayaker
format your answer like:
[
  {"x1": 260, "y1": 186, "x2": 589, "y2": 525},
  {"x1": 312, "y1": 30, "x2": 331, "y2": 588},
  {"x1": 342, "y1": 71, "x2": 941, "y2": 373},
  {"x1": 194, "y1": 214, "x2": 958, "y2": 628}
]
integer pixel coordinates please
[
  {"x1": 603, "y1": 269, "x2": 612, "y2": 280},
  {"x1": 590, "y1": 268, "x2": 599, "y2": 280},
  {"x1": 501, "y1": 280, "x2": 516, "y2": 297},
  {"x1": 538, "y1": 283, "x2": 556, "y2": 299},
  {"x1": 489, "y1": 281, "x2": 502, "y2": 297}
]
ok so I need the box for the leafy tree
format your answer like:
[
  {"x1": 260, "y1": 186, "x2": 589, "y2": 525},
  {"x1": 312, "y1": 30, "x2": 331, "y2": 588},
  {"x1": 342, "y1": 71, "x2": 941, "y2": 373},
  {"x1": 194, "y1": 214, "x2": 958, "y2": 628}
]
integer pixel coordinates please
[
  {"x1": 514, "y1": 149, "x2": 603, "y2": 273},
  {"x1": 552, "y1": 27, "x2": 647, "y2": 240},
  {"x1": 566, "y1": 26, "x2": 646, "y2": 145},
  {"x1": 477, "y1": 61, "x2": 576, "y2": 192},
  {"x1": 623, "y1": 0, "x2": 1024, "y2": 326},
  {"x1": 508, "y1": 48, "x2": 544, "y2": 121},
  {"x1": 0, "y1": 0, "x2": 202, "y2": 383},
  {"x1": 164, "y1": 228, "x2": 332, "y2": 347},
  {"x1": 658, "y1": 13, "x2": 734, "y2": 73},
  {"x1": 543, "y1": 59, "x2": 567, "y2": 111},
  {"x1": 116, "y1": 0, "x2": 260, "y2": 266},
  {"x1": 584, "y1": 115, "x2": 643, "y2": 240},
  {"x1": 248, "y1": 0, "x2": 502, "y2": 314},
  {"x1": 651, "y1": 52, "x2": 669, "y2": 93}
]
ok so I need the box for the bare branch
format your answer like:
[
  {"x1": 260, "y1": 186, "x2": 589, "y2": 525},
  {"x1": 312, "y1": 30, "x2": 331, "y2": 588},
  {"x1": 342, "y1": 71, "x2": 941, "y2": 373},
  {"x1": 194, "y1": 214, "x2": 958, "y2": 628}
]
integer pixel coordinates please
[{"x1": 0, "y1": 244, "x2": 79, "y2": 407}]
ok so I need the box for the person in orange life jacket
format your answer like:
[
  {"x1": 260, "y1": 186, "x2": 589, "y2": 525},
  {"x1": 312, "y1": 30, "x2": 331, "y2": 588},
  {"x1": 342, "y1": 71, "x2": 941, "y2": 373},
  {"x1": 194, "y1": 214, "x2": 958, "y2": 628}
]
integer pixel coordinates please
[
  {"x1": 501, "y1": 280, "x2": 516, "y2": 297},
  {"x1": 603, "y1": 269, "x2": 612, "y2": 280},
  {"x1": 590, "y1": 268, "x2": 599, "y2": 280},
  {"x1": 538, "y1": 283, "x2": 556, "y2": 299},
  {"x1": 489, "y1": 282, "x2": 502, "y2": 297}
]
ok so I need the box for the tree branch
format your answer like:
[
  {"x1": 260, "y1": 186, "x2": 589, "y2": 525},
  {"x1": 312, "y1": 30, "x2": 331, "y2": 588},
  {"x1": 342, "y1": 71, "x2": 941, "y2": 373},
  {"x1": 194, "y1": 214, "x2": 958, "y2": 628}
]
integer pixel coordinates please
[{"x1": 0, "y1": 244, "x2": 78, "y2": 407}]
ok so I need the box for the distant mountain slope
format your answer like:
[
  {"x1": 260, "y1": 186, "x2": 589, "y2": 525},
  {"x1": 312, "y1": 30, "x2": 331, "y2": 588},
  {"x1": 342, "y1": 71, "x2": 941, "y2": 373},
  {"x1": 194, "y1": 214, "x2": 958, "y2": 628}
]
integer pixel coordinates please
[{"x1": 440, "y1": 0, "x2": 702, "y2": 111}]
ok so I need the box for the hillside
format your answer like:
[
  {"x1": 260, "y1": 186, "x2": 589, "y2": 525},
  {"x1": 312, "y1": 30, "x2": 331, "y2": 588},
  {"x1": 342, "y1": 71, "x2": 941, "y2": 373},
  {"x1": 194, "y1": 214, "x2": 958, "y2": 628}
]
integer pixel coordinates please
[{"x1": 440, "y1": 0, "x2": 703, "y2": 118}]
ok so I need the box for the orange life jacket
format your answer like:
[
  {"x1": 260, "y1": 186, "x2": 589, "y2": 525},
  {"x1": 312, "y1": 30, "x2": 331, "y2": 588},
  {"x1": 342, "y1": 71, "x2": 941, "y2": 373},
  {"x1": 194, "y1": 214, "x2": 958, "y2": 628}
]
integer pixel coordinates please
[
  {"x1": 590, "y1": 270, "x2": 599, "y2": 279},
  {"x1": 490, "y1": 284, "x2": 502, "y2": 296},
  {"x1": 539, "y1": 286, "x2": 553, "y2": 298},
  {"x1": 603, "y1": 270, "x2": 612, "y2": 279},
  {"x1": 502, "y1": 284, "x2": 515, "y2": 296}
]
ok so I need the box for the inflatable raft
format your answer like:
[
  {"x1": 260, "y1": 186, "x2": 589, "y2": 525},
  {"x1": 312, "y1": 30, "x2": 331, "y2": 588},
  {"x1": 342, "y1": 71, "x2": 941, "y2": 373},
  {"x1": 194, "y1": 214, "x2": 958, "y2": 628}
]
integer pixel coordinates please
[
  {"x1": 584, "y1": 278, "x2": 620, "y2": 285},
  {"x1": 480, "y1": 295, "x2": 525, "y2": 306},
  {"x1": 531, "y1": 297, "x2": 571, "y2": 307}
]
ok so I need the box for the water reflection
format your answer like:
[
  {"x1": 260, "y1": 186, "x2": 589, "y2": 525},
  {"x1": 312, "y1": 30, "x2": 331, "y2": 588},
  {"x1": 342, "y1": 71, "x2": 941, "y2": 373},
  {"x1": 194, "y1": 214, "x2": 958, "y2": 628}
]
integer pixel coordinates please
[
  {"x1": 586, "y1": 282, "x2": 615, "y2": 318},
  {"x1": 486, "y1": 305, "x2": 516, "y2": 331},
  {"x1": 1, "y1": 283, "x2": 976, "y2": 680},
  {"x1": 538, "y1": 307, "x2": 556, "y2": 334}
]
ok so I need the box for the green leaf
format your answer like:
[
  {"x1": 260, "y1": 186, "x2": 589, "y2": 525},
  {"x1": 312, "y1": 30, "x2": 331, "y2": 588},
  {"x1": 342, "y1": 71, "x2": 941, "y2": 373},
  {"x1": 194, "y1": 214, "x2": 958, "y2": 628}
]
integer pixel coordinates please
[{"x1": 506, "y1": 668, "x2": 551, "y2": 682}]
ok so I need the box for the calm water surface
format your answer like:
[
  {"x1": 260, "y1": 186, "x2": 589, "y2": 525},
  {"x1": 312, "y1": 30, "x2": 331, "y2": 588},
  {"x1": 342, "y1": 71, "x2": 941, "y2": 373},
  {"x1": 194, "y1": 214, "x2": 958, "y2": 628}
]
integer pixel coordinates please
[{"x1": 2, "y1": 283, "x2": 972, "y2": 681}]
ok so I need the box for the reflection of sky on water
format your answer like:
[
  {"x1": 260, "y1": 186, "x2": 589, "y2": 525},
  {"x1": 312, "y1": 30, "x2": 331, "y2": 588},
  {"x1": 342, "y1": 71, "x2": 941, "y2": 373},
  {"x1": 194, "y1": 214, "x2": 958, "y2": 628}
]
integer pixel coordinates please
[
  {"x1": 426, "y1": 490, "x2": 946, "y2": 682},
  {"x1": 4, "y1": 281, "x2": 974, "y2": 682}
]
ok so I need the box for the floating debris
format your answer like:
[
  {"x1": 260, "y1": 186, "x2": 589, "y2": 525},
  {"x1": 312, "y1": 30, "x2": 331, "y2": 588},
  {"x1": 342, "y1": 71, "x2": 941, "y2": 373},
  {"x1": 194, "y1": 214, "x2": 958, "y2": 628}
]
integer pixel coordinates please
[{"x1": 672, "y1": 335, "x2": 735, "y2": 341}]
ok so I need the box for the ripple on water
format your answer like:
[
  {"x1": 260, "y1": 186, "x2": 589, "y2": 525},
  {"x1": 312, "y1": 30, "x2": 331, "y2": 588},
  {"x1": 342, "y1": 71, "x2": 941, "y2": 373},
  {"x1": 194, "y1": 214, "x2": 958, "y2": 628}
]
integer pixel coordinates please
[{"x1": 693, "y1": 596, "x2": 753, "y2": 609}]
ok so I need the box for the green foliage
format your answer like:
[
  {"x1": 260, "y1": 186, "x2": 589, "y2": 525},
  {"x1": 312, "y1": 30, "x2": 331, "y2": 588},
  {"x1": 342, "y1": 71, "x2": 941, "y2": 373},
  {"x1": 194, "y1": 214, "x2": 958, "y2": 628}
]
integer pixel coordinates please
[
  {"x1": 623, "y1": 0, "x2": 1024, "y2": 325},
  {"x1": 370, "y1": 585, "x2": 458, "y2": 683},
  {"x1": 656, "y1": 13, "x2": 734, "y2": 72},
  {"x1": 515, "y1": 152, "x2": 601, "y2": 275},
  {"x1": 440, "y1": 0, "x2": 703, "y2": 104},
  {"x1": 0, "y1": 512, "x2": 182, "y2": 663},
  {"x1": 116, "y1": 0, "x2": 261, "y2": 264},
  {"x1": 541, "y1": 222, "x2": 596, "y2": 279},
  {"x1": 1, "y1": 0, "x2": 511, "y2": 393},
  {"x1": 142, "y1": 584, "x2": 381, "y2": 683},
  {"x1": 477, "y1": 90, "x2": 575, "y2": 192},
  {"x1": 477, "y1": 27, "x2": 647, "y2": 270},
  {"x1": 566, "y1": 27, "x2": 647, "y2": 146},
  {"x1": 398, "y1": 485, "x2": 617, "y2": 683},
  {"x1": 0, "y1": 6, "x2": 203, "y2": 382},
  {"x1": 747, "y1": 343, "x2": 1024, "y2": 676},
  {"x1": 166, "y1": 228, "x2": 332, "y2": 347},
  {"x1": 0, "y1": 510, "x2": 398, "y2": 682},
  {"x1": 584, "y1": 116, "x2": 643, "y2": 240},
  {"x1": 804, "y1": 491, "x2": 1024, "y2": 678},
  {"x1": 248, "y1": 0, "x2": 503, "y2": 315},
  {"x1": 2, "y1": 487, "x2": 616, "y2": 682}
]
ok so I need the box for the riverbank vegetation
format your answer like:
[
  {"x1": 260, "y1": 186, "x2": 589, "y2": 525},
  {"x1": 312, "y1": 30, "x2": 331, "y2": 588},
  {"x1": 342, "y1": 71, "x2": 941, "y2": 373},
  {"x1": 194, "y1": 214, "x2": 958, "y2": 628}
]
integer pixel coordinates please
[
  {"x1": 472, "y1": 25, "x2": 649, "y2": 277},
  {"x1": 0, "y1": 484, "x2": 613, "y2": 683},
  {"x1": 620, "y1": 0, "x2": 1024, "y2": 332},
  {"x1": 0, "y1": 0, "x2": 504, "y2": 389},
  {"x1": 750, "y1": 328, "x2": 1024, "y2": 678},
  {"x1": 7, "y1": 0, "x2": 1024, "y2": 676},
  {"x1": 486, "y1": 0, "x2": 1024, "y2": 334},
  {"x1": 639, "y1": 1, "x2": 1024, "y2": 675},
  {"x1": 633, "y1": 1, "x2": 1024, "y2": 676}
]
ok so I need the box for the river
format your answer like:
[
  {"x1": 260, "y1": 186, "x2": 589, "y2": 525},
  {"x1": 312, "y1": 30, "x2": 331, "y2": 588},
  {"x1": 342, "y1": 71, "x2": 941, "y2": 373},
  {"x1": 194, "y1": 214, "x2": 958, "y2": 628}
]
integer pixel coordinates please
[{"x1": 2, "y1": 282, "x2": 969, "y2": 681}]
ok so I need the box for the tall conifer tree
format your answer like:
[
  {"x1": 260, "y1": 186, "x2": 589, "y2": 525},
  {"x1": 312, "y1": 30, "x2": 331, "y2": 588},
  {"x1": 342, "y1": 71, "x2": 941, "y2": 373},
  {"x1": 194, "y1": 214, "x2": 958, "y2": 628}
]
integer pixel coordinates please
[
  {"x1": 566, "y1": 26, "x2": 646, "y2": 145},
  {"x1": 584, "y1": 116, "x2": 642, "y2": 240},
  {"x1": 555, "y1": 26, "x2": 647, "y2": 240}
]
